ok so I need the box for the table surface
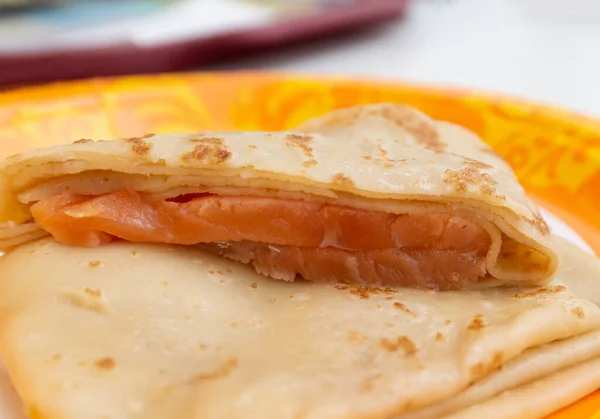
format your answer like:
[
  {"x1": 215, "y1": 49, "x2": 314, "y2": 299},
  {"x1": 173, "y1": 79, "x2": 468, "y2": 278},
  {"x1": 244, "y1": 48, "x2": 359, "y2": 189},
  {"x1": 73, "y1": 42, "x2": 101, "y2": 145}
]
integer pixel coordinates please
[{"x1": 206, "y1": 0, "x2": 600, "y2": 118}]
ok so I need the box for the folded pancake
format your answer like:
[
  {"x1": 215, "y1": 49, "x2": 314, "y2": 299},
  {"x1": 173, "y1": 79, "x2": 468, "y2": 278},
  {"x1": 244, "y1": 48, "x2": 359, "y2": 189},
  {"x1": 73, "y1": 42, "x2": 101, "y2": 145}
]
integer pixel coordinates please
[
  {"x1": 0, "y1": 104, "x2": 558, "y2": 290},
  {"x1": 0, "y1": 238, "x2": 598, "y2": 419}
]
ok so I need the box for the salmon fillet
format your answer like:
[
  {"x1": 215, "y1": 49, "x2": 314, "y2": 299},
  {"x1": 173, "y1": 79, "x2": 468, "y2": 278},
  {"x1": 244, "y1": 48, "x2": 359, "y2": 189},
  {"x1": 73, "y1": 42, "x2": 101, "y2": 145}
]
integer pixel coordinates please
[
  {"x1": 30, "y1": 190, "x2": 492, "y2": 289},
  {"x1": 202, "y1": 242, "x2": 487, "y2": 290}
]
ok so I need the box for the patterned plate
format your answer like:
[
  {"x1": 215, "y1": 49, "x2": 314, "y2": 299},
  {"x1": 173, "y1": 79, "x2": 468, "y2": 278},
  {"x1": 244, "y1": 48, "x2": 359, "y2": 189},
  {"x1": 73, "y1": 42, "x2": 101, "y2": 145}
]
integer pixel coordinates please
[{"x1": 0, "y1": 72, "x2": 599, "y2": 418}]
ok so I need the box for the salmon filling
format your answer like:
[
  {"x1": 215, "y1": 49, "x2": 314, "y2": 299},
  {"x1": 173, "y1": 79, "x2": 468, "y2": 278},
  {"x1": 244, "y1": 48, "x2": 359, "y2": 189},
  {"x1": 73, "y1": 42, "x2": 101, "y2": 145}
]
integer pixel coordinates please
[{"x1": 30, "y1": 190, "x2": 492, "y2": 289}]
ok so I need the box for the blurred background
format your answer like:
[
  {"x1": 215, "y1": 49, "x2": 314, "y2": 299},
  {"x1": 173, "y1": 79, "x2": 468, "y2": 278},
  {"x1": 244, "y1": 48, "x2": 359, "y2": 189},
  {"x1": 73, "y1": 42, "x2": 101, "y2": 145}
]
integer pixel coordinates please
[{"x1": 0, "y1": 0, "x2": 599, "y2": 116}]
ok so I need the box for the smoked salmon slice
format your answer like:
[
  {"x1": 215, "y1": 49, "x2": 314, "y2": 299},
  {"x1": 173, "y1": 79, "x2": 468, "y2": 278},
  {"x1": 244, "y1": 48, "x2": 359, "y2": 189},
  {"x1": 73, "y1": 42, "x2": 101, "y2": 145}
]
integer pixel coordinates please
[{"x1": 30, "y1": 190, "x2": 491, "y2": 290}]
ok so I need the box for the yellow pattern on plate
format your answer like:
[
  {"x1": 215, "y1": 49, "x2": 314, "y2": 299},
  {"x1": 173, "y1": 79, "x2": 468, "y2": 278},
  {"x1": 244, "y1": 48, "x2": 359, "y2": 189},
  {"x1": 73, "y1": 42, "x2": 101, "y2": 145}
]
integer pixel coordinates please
[{"x1": 0, "y1": 72, "x2": 599, "y2": 418}]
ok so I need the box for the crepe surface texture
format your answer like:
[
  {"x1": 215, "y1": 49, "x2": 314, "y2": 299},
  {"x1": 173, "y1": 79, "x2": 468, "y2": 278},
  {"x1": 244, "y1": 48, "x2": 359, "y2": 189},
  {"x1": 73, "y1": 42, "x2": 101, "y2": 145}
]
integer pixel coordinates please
[
  {"x1": 0, "y1": 238, "x2": 599, "y2": 419},
  {"x1": 0, "y1": 104, "x2": 558, "y2": 290}
]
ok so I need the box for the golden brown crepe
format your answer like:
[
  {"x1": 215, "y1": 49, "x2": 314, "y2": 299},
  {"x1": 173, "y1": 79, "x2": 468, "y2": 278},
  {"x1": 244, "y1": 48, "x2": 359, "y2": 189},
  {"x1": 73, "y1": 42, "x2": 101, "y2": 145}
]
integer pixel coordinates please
[
  {"x1": 0, "y1": 104, "x2": 557, "y2": 290},
  {"x1": 0, "y1": 238, "x2": 598, "y2": 419}
]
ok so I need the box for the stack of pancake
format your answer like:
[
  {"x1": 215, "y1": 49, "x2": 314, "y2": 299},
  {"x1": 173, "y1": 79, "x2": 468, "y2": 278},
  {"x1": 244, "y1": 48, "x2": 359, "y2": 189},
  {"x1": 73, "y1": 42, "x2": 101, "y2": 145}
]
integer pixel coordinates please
[{"x1": 0, "y1": 104, "x2": 598, "y2": 419}]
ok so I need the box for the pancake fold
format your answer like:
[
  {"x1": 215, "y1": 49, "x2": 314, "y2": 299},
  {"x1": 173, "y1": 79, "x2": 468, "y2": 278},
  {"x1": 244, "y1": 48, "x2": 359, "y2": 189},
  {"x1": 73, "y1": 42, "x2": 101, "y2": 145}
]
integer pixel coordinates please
[{"x1": 0, "y1": 104, "x2": 558, "y2": 290}]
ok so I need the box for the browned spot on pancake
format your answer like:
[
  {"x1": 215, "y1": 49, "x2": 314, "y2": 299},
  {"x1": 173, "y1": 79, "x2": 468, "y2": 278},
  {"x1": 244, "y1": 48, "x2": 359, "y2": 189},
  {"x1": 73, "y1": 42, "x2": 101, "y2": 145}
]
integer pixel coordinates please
[
  {"x1": 73, "y1": 139, "x2": 93, "y2": 144},
  {"x1": 444, "y1": 167, "x2": 504, "y2": 199},
  {"x1": 444, "y1": 167, "x2": 495, "y2": 192},
  {"x1": 361, "y1": 374, "x2": 382, "y2": 393},
  {"x1": 435, "y1": 332, "x2": 445, "y2": 342},
  {"x1": 470, "y1": 351, "x2": 504, "y2": 379},
  {"x1": 198, "y1": 344, "x2": 207, "y2": 351},
  {"x1": 51, "y1": 353, "x2": 62, "y2": 361},
  {"x1": 479, "y1": 183, "x2": 503, "y2": 198},
  {"x1": 379, "y1": 105, "x2": 445, "y2": 152},
  {"x1": 60, "y1": 288, "x2": 108, "y2": 314},
  {"x1": 249, "y1": 282, "x2": 258, "y2": 289},
  {"x1": 468, "y1": 314, "x2": 486, "y2": 331},
  {"x1": 377, "y1": 144, "x2": 388, "y2": 157},
  {"x1": 380, "y1": 336, "x2": 418, "y2": 355},
  {"x1": 463, "y1": 158, "x2": 493, "y2": 170},
  {"x1": 84, "y1": 288, "x2": 101, "y2": 298},
  {"x1": 347, "y1": 331, "x2": 367, "y2": 344},
  {"x1": 286, "y1": 134, "x2": 314, "y2": 160},
  {"x1": 362, "y1": 155, "x2": 373, "y2": 162},
  {"x1": 445, "y1": 320, "x2": 452, "y2": 326},
  {"x1": 572, "y1": 307, "x2": 586, "y2": 319},
  {"x1": 303, "y1": 158, "x2": 318, "y2": 167},
  {"x1": 130, "y1": 250, "x2": 139, "y2": 257},
  {"x1": 183, "y1": 137, "x2": 232, "y2": 165},
  {"x1": 512, "y1": 286, "x2": 566, "y2": 299},
  {"x1": 332, "y1": 173, "x2": 355, "y2": 187},
  {"x1": 334, "y1": 284, "x2": 397, "y2": 299},
  {"x1": 88, "y1": 260, "x2": 101, "y2": 268},
  {"x1": 125, "y1": 133, "x2": 154, "y2": 156},
  {"x1": 95, "y1": 357, "x2": 116, "y2": 370},
  {"x1": 393, "y1": 302, "x2": 416, "y2": 317},
  {"x1": 523, "y1": 213, "x2": 550, "y2": 236},
  {"x1": 248, "y1": 145, "x2": 257, "y2": 150},
  {"x1": 187, "y1": 358, "x2": 238, "y2": 384},
  {"x1": 380, "y1": 338, "x2": 397, "y2": 352},
  {"x1": 535, "y1": 214, "x2": 551, "y2": 236}
]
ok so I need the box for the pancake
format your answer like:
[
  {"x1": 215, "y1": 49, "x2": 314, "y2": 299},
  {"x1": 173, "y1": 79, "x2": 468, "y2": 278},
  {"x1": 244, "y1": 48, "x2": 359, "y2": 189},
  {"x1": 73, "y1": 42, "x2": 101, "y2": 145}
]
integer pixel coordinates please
[
  {"x1": 0, "y1": 104, "x2": 557, "y2": 290},
  {"x1": 0, "y1": 237, "x2": 598, "y2": 419}
]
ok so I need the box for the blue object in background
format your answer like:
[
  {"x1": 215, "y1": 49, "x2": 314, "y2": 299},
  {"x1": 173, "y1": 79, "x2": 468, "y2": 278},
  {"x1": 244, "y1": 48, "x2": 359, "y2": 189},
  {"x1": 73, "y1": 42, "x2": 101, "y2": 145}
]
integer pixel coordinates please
[{"x1": 14, "y1": 0, "x2": 177, "y2": 28}]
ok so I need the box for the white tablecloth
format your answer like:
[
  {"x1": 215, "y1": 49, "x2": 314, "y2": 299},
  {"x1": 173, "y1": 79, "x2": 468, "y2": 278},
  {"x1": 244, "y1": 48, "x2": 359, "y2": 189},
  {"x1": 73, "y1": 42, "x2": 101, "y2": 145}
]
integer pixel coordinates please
[{"x1": 209, "y1": 0, "x2": 600, "y2": 118}]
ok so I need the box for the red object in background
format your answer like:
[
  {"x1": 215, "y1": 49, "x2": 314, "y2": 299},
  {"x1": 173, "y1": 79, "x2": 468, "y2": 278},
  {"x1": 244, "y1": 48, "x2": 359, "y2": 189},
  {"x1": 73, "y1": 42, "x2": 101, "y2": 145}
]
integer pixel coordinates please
[{"x1": 0, "y1": 0, "x2": 409, "y2": 89}]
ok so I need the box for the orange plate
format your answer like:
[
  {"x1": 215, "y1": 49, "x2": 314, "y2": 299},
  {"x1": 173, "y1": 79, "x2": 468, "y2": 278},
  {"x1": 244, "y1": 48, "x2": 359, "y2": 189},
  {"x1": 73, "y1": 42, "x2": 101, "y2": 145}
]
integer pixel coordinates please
[{"x1": 0, "y1": 72, "x2": 599, "y2": 418}]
